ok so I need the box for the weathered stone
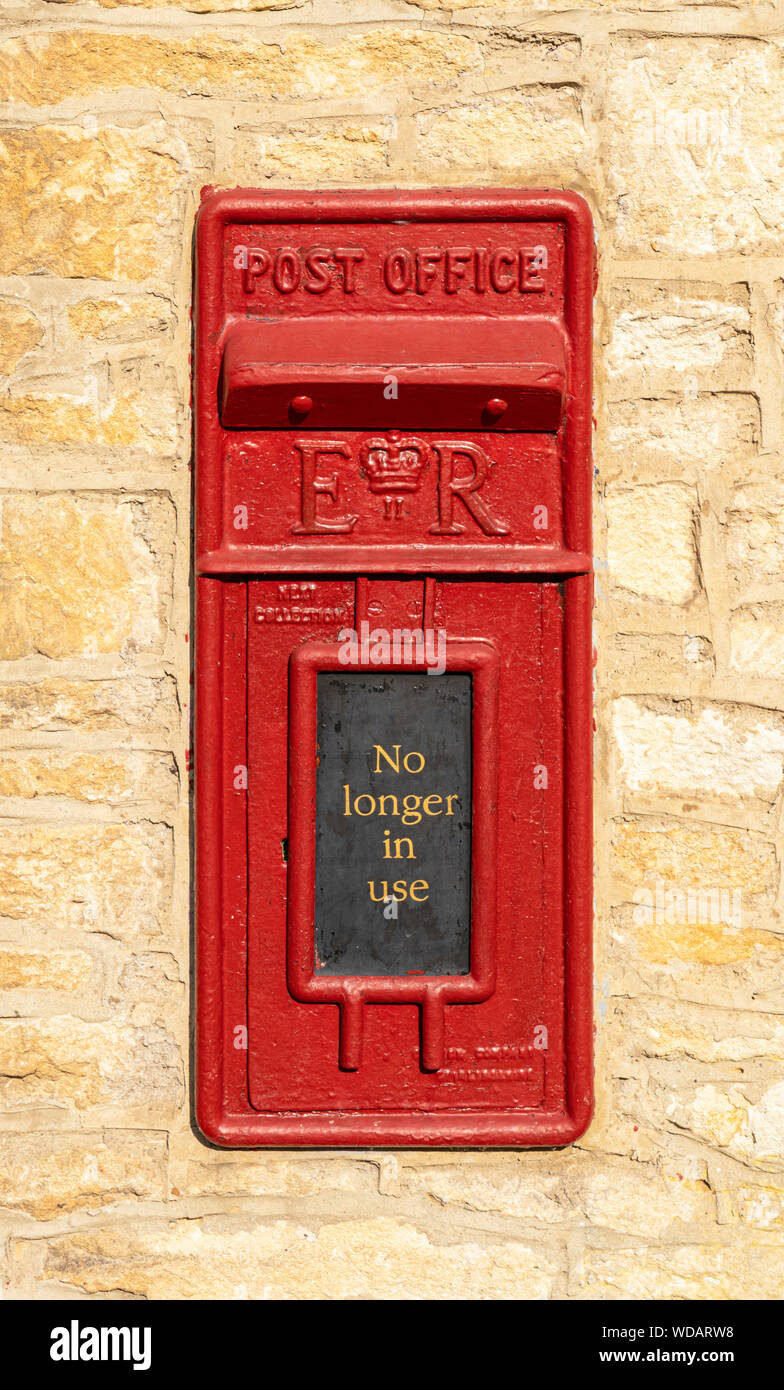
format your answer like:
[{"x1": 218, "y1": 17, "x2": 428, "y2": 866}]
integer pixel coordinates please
[
  {"x1": 112, "y1": 952, "x2": 185, "y2": 1028},
  {"x1": 416, "y1": 88, "x2": 588, "y2": 174},
  {"x1": 30, "y1": 1218, "x2": 559, "y2": 1299},
  {"x1": 0, "y1": 823, "x2": 172, "y2": 940},
  {"x1": 0, "y1": 1016, "x2": 182, "y2": 1116},
  {"x1": 727, "y1": 484, "x2": 784, "y2": 595},
  {"x1": 604, "y1": 395, "x2": 759, "y2": 480},
  {"x1": 618, "y1": 1072, "x2": 784, "y2": 1171},
  {"x1": 0, "y1": 494, "x2": 174, "y2": 660},
  {"x1": 52, "y1": 0, "x2": 296, "y2": 8},
  {"x1": 0, "y1": 947, "x2": 92, "y2": 993},
  {"x1": 170, "y1": 1154, "x2": 377, "y2": 1201},
  {"x1": 578, "y1": 1240, "x2": 784, "y2": 1300},
  {"x1": 0, "y1": 30, "x2": 479, "y2": 106},
  {"x1": 0, "y1": 1132, "x2": 168, "y2": 1219},
  {"x1": 0, "y1": 750, "x2": 178, "y2": 806},
  {"x1": 605, "y1": 483, "x2": 698, "y2": 604},
  {"x1": 610, "y1": 698, "x2": 784, "y2": 804},
  {"x1": 0, "y1": 677, "x2": 179, "y2": 735},
  {"x1": 768, "y1": 279, "x2": 784, "y2": 362},
  {"x1": 730, "y1": 604, "x2": 784, "y2": 678},
  {"x1": 0, "y1": 122, "x2": 210, "y2": 280},
  {"x1": 605, "y1": 634, "x2": 714, "y2": 692},
  {"x1": 748, "y1": 1082, "x2": 784, "y2": 1165},
  {"x1": 231, "y1": 120, "x2": 393, "y2": 182},
  {"x1": 608, "y1": 906, "x2": 784, "y2": 1013},
  {"x1": 418, "y1": 0, "x2": 726, "y2": 8},
  {"x1": 68, "y1": 294, "x2": 173, "y2": 344},
  {"x1": 0, "y1": 370, "x2": 180, "y2": 455},
  {"x1": 631, "y1": 918, "x2": 784, "y2": 969},
  {"x1": 0, "y1": 299, "x2": 44, "y2": 374},
  {"x1": 675, "y1": 1084, "x2": 751, "y2": 1154},
  {"x1": 480, "y1": 33, "x2": 580, "y2": 74},
  {"x1": 606, "y1": 38, "x2": 784, "y2": 255},
  {"x1": 401, "y1": 1154, "x2": 713, "y2": 1238},
  {"x1": 611, "y1": 819, "x2": 776, "y2": 894},
  {"x1": 734, "y1": 1184, "x2": 784, "y2": 1229},
  {"x1": 626, "y1": 996, "x2": 784, "y2": 1067},
  {"x1": 606, "y1": 282, "x2": 752, "y2": 399}
]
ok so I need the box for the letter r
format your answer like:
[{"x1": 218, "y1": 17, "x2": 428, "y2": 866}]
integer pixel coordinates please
[{"x1": 429, "y1": 441, "x2": 510, "y2": 536}]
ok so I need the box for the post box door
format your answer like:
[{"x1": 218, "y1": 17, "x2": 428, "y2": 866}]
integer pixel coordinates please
[
  {"x1": 244, "y1": 575, "x2": 576, "y2": 1125},
  {"x1": 195, "y1": 189, "x2": 593, "y2": 1147}
]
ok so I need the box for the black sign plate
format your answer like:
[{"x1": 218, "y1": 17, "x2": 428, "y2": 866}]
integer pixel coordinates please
[{"x1": 314, "y1": 672, "x2": 472, "y2": 976}]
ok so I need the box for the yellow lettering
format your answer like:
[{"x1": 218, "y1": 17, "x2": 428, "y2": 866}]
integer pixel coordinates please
[
  {"x1": 393, "y1": 837, "x2": 416, "y2": 860},
  {"x1": 373, "y1": 744, "x2": 400, "y2": 774}
]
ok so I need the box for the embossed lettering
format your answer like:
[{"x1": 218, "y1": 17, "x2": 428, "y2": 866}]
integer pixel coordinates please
[
  {"x1": 240, "y1": 243, "x2": 549, "y2": 295},
  {"x1": 490, "y1": 248, "x2": 516, "y2": 292},
  {"x1": 445, "y1": 246, "x2": 472, "y2": 293},
  {"x1": 429, "y1": 441, "x2": 510, "y2": 536},
  {"x1": 383, "y1": 249, "x2": 413, "y2": 293},
  {"x1": 521, "y1": 249, "x2": 546, "y2": 292},
  {"x1": 242, "y1": 248, "x2": 270, "y2": 294},
  {"x1": 291, "y1": 440, "x2": 357, "y2": 534},
  {"x1": 333, "y1": 247, "x2": 365, "y2": 292},
  {"x1": 273, "y1": 249, "x2": 301, "y2": 293},
  {"x1": 240, "y1": 245, "x2": 365, "y2": 295},
  {"x1": 304, "y1": 246, "x2": 332, "y2": 294},
  {"x1": 254, "y1": 604, "x2": 346, "y2": 624},
  {"x1": 416, "y1": 248, "x2": 443, "y2": 295}
]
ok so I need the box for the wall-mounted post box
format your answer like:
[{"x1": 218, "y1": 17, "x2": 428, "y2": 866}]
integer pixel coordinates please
[{"x1": 195, "y1": 188, "x2": 593, "y2": 1146}]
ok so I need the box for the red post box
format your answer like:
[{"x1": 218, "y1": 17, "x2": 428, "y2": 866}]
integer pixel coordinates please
[{"x1": 195, "y1": 188, "x2": 593, "y2": 1146}]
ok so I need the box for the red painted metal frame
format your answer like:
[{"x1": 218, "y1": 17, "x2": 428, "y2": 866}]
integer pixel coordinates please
[
  {"x1": 194, "y1": 187, "x2": 593, "y2": 578},
  {"x1": 287, "y1": 639, "x2": 498, "y2": 1074},
  {"x1": 195, "y1": 187, "x2": 594, "y2": 1147}
]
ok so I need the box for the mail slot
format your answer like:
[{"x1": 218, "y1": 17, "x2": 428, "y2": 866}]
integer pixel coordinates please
[
  {"x1": 195, "y1": 188, "x2": 594, "y2": 1146},
  {"x1": 220, "y1": 316, "x2": 567, "y2": 431}
]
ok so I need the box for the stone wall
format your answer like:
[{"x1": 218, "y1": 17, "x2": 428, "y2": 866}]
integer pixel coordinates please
[{"x1": 1, "y1": 0, "x2": 783, "y2": 1300}]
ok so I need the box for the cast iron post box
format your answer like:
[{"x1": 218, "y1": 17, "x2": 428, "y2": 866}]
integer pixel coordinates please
[{"x1": 195, "y1": 188, "x2": 593, "y2": 1146}]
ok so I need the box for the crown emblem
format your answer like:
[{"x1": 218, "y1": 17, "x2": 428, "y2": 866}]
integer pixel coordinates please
[{"x1": 359, "y1": 434, "x2": 430, "y2": 494}]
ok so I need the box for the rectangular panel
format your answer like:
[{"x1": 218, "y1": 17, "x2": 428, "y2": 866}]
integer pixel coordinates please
[
  {"x1": 243, "y1": 580, "x2": 564, "y2": 1126},
  {"x1": 195, "y1": 188, "x2": 594, "y2": 1147},
  {"x1": 194, "y1": 191, "x2": 593, "y2": 577},
  {"x1": 315, "y1": 671, "x2": 472, "y2": 977}
]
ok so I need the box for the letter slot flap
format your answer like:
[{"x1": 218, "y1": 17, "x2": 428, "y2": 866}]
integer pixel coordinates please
[{"x1": 220, "y1": 316, "x2": 566, "y2": 432}]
